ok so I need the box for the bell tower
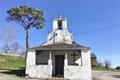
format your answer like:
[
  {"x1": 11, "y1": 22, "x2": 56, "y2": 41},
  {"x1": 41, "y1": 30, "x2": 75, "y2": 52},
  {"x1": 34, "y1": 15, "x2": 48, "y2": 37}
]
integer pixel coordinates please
[
  {"x1": 53, "y1": 14, "x2": 67, "y2": 30},
  {"x1": 46, "y1": 15, "x2": 73, "y2": 45}
]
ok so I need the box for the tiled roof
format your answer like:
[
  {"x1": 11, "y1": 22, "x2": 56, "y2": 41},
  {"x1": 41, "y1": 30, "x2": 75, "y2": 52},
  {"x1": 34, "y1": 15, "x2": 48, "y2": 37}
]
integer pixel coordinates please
[{"x1": 30, "y1": 42, "x2": 90, "y2": 51}]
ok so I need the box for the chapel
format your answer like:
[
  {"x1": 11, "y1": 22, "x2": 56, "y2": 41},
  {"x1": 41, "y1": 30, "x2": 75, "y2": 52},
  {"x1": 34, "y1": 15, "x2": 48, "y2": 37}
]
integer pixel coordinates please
[{"x1": 26, "y1": 15, "x2": 92, "y2": 80}]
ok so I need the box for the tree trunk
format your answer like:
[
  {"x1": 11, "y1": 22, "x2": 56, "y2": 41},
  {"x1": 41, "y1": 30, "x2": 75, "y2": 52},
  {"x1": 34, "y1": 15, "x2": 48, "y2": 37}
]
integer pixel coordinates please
[{"x1": 25, "y1": 30, "x2": 29, "y2": 58}]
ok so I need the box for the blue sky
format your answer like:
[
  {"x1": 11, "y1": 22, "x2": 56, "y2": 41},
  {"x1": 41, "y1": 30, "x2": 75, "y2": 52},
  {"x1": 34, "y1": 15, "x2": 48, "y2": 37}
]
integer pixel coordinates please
[{"x1": 0, "y1": 0, "x2": 120, "y2": 67}]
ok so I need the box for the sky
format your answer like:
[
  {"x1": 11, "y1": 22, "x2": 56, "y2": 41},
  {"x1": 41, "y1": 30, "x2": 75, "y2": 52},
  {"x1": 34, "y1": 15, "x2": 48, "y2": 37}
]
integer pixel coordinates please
[{"x1": 0, "y1": 0, "x2": 120, "y2": 67}]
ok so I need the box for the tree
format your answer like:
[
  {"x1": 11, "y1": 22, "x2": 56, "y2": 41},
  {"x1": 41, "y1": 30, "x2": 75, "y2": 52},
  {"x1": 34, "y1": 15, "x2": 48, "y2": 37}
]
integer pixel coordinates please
[
  {"x1": 115, "y1": 66, "x2": 120, "y2": 70},
  {"x1": 11, "y1": 42, "x2": 21, "y2": 53},
  {"x1": 6, "y1": 5, "x2": 45, "y2": 57},
  {"x1": 104, "y1": 60, "x2": 111, "y2": 70},
  {"x1": 97, "y1": 59, "x2": 104, "y2": 67},
  {"x1": 0, "y1": 26, "x2": 17, "y2": 53}
]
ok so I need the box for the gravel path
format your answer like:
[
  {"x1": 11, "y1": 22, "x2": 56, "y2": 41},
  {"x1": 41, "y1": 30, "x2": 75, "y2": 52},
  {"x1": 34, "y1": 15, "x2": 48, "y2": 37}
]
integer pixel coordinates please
[
  {"x1": 0, "y1": 70, "x2": 120, "y2": 80},
  {"x1": 92, "y1": 70, "x2": 120, "y2": 80},
  {"x1": 0, "y1": 73, "x2": 18, "y2": 80}
]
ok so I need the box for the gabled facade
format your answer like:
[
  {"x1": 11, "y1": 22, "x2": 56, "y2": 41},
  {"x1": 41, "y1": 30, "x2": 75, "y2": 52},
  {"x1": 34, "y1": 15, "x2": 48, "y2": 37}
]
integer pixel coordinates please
[{"x1": 26, "y1": 15, "x2": 92, "y2": 80}]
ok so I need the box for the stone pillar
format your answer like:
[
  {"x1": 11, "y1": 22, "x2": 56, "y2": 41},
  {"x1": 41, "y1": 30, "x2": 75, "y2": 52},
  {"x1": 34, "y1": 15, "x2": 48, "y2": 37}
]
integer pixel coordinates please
[
  {"x1": 26, "y1": 49, "x2": 36, "y2": 66},
  {"x1": 64, "y1": 53, "x2": 68, "y2": 66},
  {"x1": 48, "y1": 51, "x2": 52, "y2": 77},
  {"x1": 26, "y1": 49, "x2": 36, "y2": 75},
  {"x1": 48, "y1": 51, "x2": 52, "y2": 65}
]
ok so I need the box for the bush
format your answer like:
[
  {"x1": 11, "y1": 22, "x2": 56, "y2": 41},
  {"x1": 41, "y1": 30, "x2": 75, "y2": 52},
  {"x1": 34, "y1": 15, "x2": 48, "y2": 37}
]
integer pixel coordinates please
[{"x1": 116, "y1": 66, "x2": 120, "y2": 70}]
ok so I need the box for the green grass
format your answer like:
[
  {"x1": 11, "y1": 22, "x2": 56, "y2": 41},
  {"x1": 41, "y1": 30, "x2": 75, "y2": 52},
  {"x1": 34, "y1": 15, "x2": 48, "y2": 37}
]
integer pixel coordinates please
[
  {"x1": 92, "y1": 66, "x2": 115, "y2": 71},
  {"x1": 0, "y1": 55, "x2": 26, "y2": 70}
]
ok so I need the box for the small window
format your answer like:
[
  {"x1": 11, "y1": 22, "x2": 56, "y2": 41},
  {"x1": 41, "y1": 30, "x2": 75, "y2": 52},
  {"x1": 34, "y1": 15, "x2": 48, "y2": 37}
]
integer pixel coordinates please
[
  {"x1": 36, "y1": 51, "x2": 48, "y2": 65},
  {"x1": 68, "y1": 51, "x2": 82, "y2": 66},
  {"x1": 58, "y1": 20, "x2": 62, "y2": 30}
]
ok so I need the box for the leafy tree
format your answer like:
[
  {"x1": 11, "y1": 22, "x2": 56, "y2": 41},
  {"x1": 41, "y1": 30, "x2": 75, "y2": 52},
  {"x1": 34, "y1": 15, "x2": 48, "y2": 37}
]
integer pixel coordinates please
[
  {"x1": 6, "y1": 5, "x2": 45, "y2": 57},
  {"x1": 116, "y1": 66, "x2": 120, "y2": 70}
]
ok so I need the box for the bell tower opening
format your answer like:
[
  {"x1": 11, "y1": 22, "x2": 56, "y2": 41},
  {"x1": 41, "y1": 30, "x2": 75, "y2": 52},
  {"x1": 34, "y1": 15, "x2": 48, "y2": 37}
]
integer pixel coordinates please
[
  {"x1": 57, "y1": 20, "x2": 62, "y2": 30},
  {"x1": 48, "y1": 14, "x2": 73, "y2": 44}
]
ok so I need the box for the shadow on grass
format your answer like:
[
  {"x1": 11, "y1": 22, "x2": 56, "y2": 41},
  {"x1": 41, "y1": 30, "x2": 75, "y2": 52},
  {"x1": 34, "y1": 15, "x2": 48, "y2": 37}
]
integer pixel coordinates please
[
  {"x1": 0, "y1": 67, "x2": 25, "y2": 77},
  {"x1": 110, "y1": 75, "x2": 120, "y2": 78}
]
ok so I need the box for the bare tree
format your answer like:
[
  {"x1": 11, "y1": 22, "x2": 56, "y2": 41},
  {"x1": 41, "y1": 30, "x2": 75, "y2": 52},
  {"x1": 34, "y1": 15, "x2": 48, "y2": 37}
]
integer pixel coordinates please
[
  {"x1": 104, "y1": 60, "x2": 111, "y2": 70},
  {"x1": 0, "y1": 26, "x2": 17, "y2": 53},
  {"x1": 11, "y1": 42, "x2": 21, "y2": 53},
  {"x1": 97, "y1": 60, "x2": 104, "y2": 67}
]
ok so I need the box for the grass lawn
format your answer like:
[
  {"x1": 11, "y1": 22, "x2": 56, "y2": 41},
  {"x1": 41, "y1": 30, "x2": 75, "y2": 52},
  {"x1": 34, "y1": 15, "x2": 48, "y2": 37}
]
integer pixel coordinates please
[
  {"x1": 92, "y1": 66, "x2": 115, "y2": 71},
  {"x1": 0, "y1": 55, "x2": 26, "y2": 70},
  {"x1": 0, "y1": 54, "x2": 26, "y2": 78}
]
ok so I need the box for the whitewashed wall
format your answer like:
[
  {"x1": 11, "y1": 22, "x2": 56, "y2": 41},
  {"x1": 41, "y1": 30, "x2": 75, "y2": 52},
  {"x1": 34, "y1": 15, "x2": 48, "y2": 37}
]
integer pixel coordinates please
[
  {"x1": 46, "y1": 17, "x2": 73, "y2": 45},
  {"x1": 64, "y1": 50, "x2": 92, "y2": 80},
  {"x1": 26, "y1": 50, "x2": 91, "y2": 80},
  {"x1": 26, "y1": 50, "x2": 52, "y2": 78},
  {"x1": 26, "y1": 65, "x2": 52, "y2": 78},
  {"x1": 47, "y1": 29, "x2": 73, "y2": 44}
]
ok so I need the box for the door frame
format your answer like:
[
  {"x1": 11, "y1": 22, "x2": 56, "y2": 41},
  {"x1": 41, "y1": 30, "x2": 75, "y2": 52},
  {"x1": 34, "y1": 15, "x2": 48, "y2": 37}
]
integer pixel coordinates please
[{"x1": 55, "y1": 55, "x2": 64, "y2": 76}]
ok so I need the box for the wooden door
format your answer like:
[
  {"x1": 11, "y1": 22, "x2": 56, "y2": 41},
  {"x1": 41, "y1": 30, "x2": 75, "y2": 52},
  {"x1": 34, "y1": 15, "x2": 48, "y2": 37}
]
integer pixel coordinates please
[{"x1": 55, "y1": 55, "x2": 64, "y2": 76}]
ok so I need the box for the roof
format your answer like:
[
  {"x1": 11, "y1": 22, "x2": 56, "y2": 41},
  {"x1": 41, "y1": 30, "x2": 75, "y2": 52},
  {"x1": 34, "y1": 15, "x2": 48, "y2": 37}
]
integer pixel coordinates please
[
  {"x1": 30, "y1": 42, "x2": 90, "y2": 51},
  {"x1": 91, "y1": 53, "x2": 96, "y2": 58}
]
